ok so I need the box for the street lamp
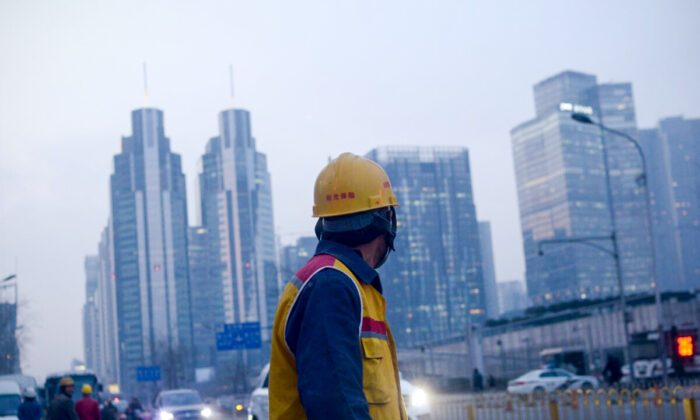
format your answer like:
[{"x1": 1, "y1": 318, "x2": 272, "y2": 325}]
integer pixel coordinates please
[{"x1": 571, "y1": 112, "x2": 667, "y2": 384}]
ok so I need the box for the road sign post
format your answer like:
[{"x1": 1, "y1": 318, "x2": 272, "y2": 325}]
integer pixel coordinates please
[{"x1": 216, "y1": 322, "x2": 262, "y2": 351}]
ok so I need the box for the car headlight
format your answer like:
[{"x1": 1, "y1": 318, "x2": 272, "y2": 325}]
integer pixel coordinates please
[
  {"x1": 200, "y1": 407, "x2": 212, "y2": 418},
  {"x1": 411, "y1": 388, "x2": 428, "y2": 408},
  {"x1": 159, "y1": 411, "x2": 174, "y2": 420}
]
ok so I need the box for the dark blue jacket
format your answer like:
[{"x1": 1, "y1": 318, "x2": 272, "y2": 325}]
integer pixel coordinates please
[
  {"x1": 18, "y1": 400, "x2": 43, "y2": 420},
  {"x1": 284, "y1": 240, "x2": 383, "y2": 420}
]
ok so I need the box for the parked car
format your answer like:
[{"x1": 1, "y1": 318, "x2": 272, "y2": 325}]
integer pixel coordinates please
[
  {"x1": 507, "y1": 368, "x2": 598, "y2": 396},
  {"x1": 0, "y1": 381, "x2": 22, "y2": 420},
  {"x1": 154, "y1": 390, "x2": 212, "y2": 420},
  {"x1": 248, "y1": 364, "x2": 431, "y2": 420}
]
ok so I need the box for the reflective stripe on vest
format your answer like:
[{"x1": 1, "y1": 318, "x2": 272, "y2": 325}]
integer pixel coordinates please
[{"x1": 269, "y1": 254, "x2": 407, "y2": 420}]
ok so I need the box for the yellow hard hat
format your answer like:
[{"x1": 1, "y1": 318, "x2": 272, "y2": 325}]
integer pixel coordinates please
[
  {"x1": 313, "y1": 153, "x2": 399, "y2": 218},
  {"x1": 59, "y1": 376, "x2": 75, "y2": 387},
  {"x1": 82, "y1": 384, "x2": 92, "y2": 394}
]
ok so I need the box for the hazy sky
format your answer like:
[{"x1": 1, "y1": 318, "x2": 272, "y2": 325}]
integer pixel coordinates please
[{"x1": 1, "y1": 0, "x2": 698, "y2": 382}]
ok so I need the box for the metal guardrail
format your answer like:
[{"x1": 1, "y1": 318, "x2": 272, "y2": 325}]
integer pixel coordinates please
[{"x1": 430, "y1": 386, "x2": 700, "y2": 420}]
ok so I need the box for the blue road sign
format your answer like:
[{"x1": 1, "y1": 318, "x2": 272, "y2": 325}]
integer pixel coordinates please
[
  {"x1": 216, "y1": 321, "x2": 262, "y2": 350},
  {"x1": 136, "y1": 366, "x2": 161, "y2": 382}
]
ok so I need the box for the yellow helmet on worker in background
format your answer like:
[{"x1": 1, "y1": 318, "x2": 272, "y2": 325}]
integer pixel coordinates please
[
  {"x1": 59, "y1": 377, "x2": 75, "y2": 387},
  {"x1": 81, "y1": 384, "x2": 92, "y2": 394},
  {"x1": 313, "y1": 152, "x2": 399, "y2": 218}
]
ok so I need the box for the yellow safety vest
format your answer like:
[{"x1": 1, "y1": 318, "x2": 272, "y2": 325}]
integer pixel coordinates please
[{"x1": 269, "y1": 254, "x2": 407, "y2": 420}]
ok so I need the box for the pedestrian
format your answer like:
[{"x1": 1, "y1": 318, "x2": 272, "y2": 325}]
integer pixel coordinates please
[
  {"x1": 487, "y1": 374, "x2": 496, "y2": 389},
  {"x1": 100, "y1": 400, "x2": 118, "y2": 420},
  {"x1": 18, "y1": 388, "x2": 43, "y2": 420},
  {"x1": 269, "y1": 153, "x2": 405, "y2": 419},
  {"x1": 47, "y1": 376, "x2": 78, "y2": 420},
  {"x1": 473, "y1": 368, "x2": 484, "y2": 392},
  {"x1": 125, "y1": 398, "x2": 142, "y2": 420},
  {"x1": 75, "y1": 385, "x2": 100, "y2": 420},
  {"x1": 602, "y1": 356, "x2": 622, "y2": 386}
]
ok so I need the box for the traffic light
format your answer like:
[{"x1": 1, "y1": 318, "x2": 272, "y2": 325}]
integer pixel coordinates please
[{"x1": 677, "y1": 336, "x2": 694, "y2": 358}]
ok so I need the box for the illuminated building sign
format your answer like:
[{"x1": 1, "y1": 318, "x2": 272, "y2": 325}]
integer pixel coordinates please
[{"x1": 559, "y1": 102, "x2": 594, "y2": 115}]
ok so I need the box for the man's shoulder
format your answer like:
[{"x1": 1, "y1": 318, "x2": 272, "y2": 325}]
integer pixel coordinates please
[{"x1": 307, "y1": 266, "x2": 360, "y2": 294}]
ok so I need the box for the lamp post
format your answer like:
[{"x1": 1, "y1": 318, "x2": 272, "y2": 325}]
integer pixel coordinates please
[{"x1": 571, "y1": 112, "x2": 667, "y2": 384}]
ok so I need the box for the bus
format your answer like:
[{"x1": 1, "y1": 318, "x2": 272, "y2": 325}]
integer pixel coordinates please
[{"x1": 43, "y1": 370, "x2": 102, "y2": 406}]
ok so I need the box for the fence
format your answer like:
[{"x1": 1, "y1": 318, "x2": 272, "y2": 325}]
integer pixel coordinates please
[{"x1": 430, "y1": 386, "x2": 700, "y2": 420}]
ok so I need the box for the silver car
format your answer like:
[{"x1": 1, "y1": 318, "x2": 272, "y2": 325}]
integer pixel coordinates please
[{"x1": 154, "y1": 389, "x2": 214, "y2": 420}]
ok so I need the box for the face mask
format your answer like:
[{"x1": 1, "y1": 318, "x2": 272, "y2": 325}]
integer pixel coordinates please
[
  {"x1": 374, "y1": 234, "x2": 392, "y2": 269},
  {"x1": 374, "y1": 207, "x2": 397, "y2": 269}
]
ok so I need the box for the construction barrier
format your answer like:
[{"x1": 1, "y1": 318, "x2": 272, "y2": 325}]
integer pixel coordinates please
[{"x1": 429, "y1": 385, "x2": 700, "y2": 420}]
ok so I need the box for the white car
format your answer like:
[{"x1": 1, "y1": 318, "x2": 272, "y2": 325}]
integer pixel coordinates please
[
  {"x1": 154, "y1": 389, "x2": 214, "y2": 420},
  {"x1": 0, "y1": 381, "x2": 22, "y2": 420},
  {"x1": 507, "y1": 369, "x2": 598, "y2": 396},
  {"x1": 248, "y1": 364, "x2": 431, "y2": 420}
]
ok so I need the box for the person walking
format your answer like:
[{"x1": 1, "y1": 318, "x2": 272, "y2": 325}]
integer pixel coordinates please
[
  {"x1": 47, "y1": 377, "x2": 78, "y2": 420},
  {"x1": 75, "y1": 385, "x2": 100, "y2": 420},
  {"x1": 269, "y1": 153, "x2": 406, "y2": 420},
  {"x1": 472, "y1": 368, "x2": 484, "y2": 392},
  {"x1": 17, "y1": 389, "x2": 42, "y2": 420},
  {"x1": 602, "y1": 356, "x2": 622, "y2": 386},
  {"x1": 125, "y1": 398, "x2": 142, "y2": 420},
  {"x1": 100, "y1": 400, "x2": 118, "y2": 420}
]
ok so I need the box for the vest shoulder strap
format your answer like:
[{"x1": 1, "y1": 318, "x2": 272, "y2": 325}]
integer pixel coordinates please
[{"x1": 283, "y1": 254, "x2": 364, "y2": 354}]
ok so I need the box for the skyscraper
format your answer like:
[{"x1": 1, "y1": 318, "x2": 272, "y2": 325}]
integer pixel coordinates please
[
  {"x1": 497, "y1": 280, "x2": 527, "y2": 315},
  {"x1": 96, "y1": 224, "x2": 120, "y2": 387},
  {"x1": 366, "y1": 146, "x2": 485, "y2": 347},
  {"x1": 478, "y1": 221, "x2": 499, "y2": 320},
  {"x1": 279, "y1": 236, "x2": 318, "y2": 277},
  {"x1": 197, "y1": 107, "x2": 278, "y2": 382},
  {"x1": 187, "y1": 226, "x2": 218, "y2": 372},
  {"x1": 640, "y1": 117, "x2": 700, "y2": 291},
  {"x1": 110, "y1": 108, "x2": 193, "y2": 393},
  {"x1": 511, "y1": 70, "x2": 653, "y2": 305},
  {"x1": 83, "y1": 256, "x2": 101, "y2": 373}
]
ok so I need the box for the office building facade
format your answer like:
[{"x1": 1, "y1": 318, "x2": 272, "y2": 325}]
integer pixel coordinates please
[
  {"x1": 366, "y1": 146, "x2": 486, "y2": 348},
  {"x1": 83, "y1": 256, "x2": 101, "y2": 373},
  {"x1": 478, "y1": 221, "x2": 499, "y2": 320},
  {"x1": 511, "y1": 71, "x2": 653, "y2": 305},
  {"x1": 640, "y1": 117, "x2": 700, "y2": 291},
  {"x1": 279, "y1": 236, "x2": 318, "y2": 278},
  {"x1": 497, "y1": 280, "x2": 527, "y2": 315},
  {"x1": 187, "y1": 226, "x2": 219, "y2": 371},
  {"x1": 110, "y1": 108, "x2": 193, "y2": 392},
  {"x1": 197, "y1": 108, "x2": 278, "y2": 382},
  {"x1": 96, "y1": 224, "x2": 120, "y2": 387}
]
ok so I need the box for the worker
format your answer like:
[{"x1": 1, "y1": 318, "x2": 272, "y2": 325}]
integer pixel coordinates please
[
  {"x1": 47, "y1": 377, "x2": 78, "y2": 420},
  {"x1": 269, "y1": 153, "x2": 406, "y2": 419},
  {"x1": 17, "y1": 388, "x2": 42, "y2": 420},
  {"x1": 75, "y1": 385, "x2": 100, "y2": 420}
]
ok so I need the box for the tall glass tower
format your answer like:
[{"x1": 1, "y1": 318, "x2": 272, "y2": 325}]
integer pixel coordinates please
[
  {"x1": 478, "y1": 221, "x2": 499, "y2": 320},
  {"x1": 511, "y1": 71, "x2": 653, "y2": 305},
  {"x1": 110, "y1": 108, "x2": 193, "y2": 393},
  {"x1": 83, "y1": 256, "x2": 101, "y2": 373},
  {"x1": 366, "y1": 146, "x2": 485, "y2": 348},
  {"x1": 197, "y1": 108, "x2": 278, "y2": 384},
  {"x1": 640, "y1": 117, "x2": 700, "y2": 291}
]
